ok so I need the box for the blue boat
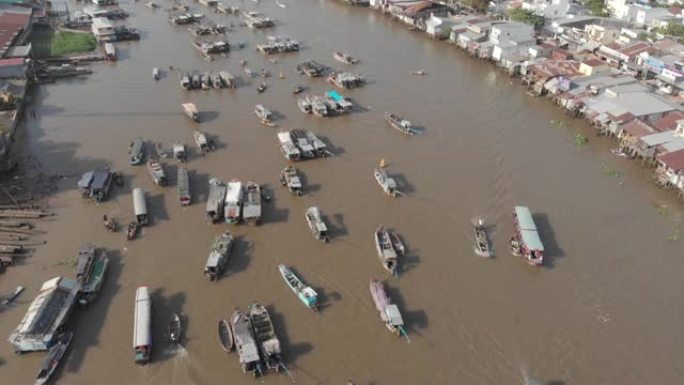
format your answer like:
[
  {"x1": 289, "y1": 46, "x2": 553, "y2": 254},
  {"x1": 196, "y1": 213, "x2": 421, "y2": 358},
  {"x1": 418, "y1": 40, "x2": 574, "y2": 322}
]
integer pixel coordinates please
[{"x1": 278, "y1": 264, "x2": 318, "y2": 310}]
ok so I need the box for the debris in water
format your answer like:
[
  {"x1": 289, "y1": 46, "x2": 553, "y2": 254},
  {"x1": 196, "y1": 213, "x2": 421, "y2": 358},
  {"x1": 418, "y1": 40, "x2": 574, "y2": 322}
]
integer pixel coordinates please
[
  {"x1": 667, "y1": 229, "x2": 681, "y2": 242},
  {"x1": 601, "y1": 166, "x2": 620, "y2": 177},
  {"x1": 575, "y1": 133, "x2": 588, "y2": 145}
]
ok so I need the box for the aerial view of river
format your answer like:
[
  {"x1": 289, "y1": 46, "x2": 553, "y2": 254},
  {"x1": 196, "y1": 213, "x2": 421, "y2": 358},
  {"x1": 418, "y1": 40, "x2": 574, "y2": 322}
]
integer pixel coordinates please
[{"x1": 1, "y1": 0, "x2": 683, "y2": 384}]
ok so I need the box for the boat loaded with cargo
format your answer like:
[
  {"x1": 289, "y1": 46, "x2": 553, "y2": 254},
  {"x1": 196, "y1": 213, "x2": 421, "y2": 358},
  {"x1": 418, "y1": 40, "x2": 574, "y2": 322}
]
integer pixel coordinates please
[
  {"x1": 147, "y1": 159, "x2": 167, "y2": 186},
  {"x1": 75, "y1": 244, "x2": 109, "y2": 305},
  {"x1": 248, "y1": 303, "x2": 284, "y2": 373},
  {"x1": 510, "y1": 206, "x2": 544, "y2": 266},
  {"x1": 279, "y1": 166, "x2": 303, "y2": 195},
  {"x1": 254, "y1": 104, "x2": 274, "y2": 125},
  {"x1": 374, "y1": 226, "x2": 399, "y2": 276},
  {"x1": 168, "y1": 313, "x2": 183, "y2": 344},
  {"x1": 385, "y1": 112, "x2": 418, "y2": 136},
  {"x1": 279, "y1": 264, "x2": 318, "y2": 310},
  {"x1": 204, "y1": 231, "x2": 234, "y2": 280},
  {"x1": 133, "y1": 286, "x2": 152, "y2": 365},
  {"x1": 242, "y1": 182, "x2": 262, "y2": 225},
  {"x1": 472, "y1": 217, "x2": 492, "y2": 257},
  {"x1": 369, "y1": 278, "x2": 408, "y2": 341},
  {"x1": 194, "y1": 130, "x2": 214, "y2": 153},
  {"x1": 206, "y1": 178, "x2": 227, "y2": 222},
  {"x1": 373, "y1": 168, "x2": 401, "y2": 197},
  {"x1": 224, "y1": 180, "x2": 243, "y2": 224}
]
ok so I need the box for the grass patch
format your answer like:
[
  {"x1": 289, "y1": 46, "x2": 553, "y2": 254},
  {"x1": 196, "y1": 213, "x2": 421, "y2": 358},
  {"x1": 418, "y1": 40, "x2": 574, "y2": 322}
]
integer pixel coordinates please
[
  {"x1": 667, "y1": 229, "x2": 681, "y2": 242},
  {"x1": 50, "y1": 31, "x2": 97, "y2": 56},
  {"x1": 601, "y1": 166, "x2": 620, "y2": 177},
  {"x1": 575, "y1": 133, "x2": 588, "y2": 146}
]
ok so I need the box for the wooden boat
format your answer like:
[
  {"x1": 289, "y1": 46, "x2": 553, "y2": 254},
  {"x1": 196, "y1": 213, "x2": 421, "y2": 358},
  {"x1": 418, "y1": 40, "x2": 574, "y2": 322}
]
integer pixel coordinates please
[
  {"x1": 231, "y1": 308, "x2": 262, "y2": 375},
  {"x1": 369, "y1": 278, "x2": 407, "y2": 338},
  {"x1": 374, "y1": 226, "x2": 398, "y2": 276},
  {"x1": 257, "y1": 82, "x2": 267, "y2": 93},
  {"x1": 152, "y1": 67, "x2": 160, "y2": 80},
  {"x1": 204, "y1": 231, "x2": 234, "y2": 280},
  {"x1": 248, "y1": 303, "x2": 282, "y2": 372},
  {"x1": 168, "y1": 313, "x2": 183, "y2": 344},
  {"x1": 260, "y1": 186, "x2": 272, "y2": 202},
  {"x1": 181, "y1": 73, "x2": 191, "y2": 90},
  {"x1": 373, "y1": 168, "x2": 400, "y2": 197},
  {"x1": 333, "y1": 51, "x2": 358, "y2": 65},
  {"x1": 211, "y1": 73, "x2": 223, "y2": 89},
  {"x1": 147, "y1": 159, "x2": 167, "y2": 186},
  {"x1": 254, "y1": 104, "x2": 273, "y2": 124},
  {"x1": 133, "y1": 286, "x2": 152, "y2": 365},
  {"x1": 201, "y1": 72, "x2": 211, "y2": 90},
  {"x1": 279, "y1": 264, "x2": 317, "y2": 310},
  {"x1": 388, "y1": 231, "x2": 405, "y2": 257},
  {"x1": 219, "y1": 71, "x2": 236, "y2": 88},
  {"x1": 126, "y1": 221, "x2": 140, "y2": 240},
  {"x1": 510, "y1": 206, "x2": 544, "y2": 266},
  {"x1": 218, "y1": 319, "x2": 234, "y2": 352},
  {"x1": 385, "y1": 112, "x2": 417, "y2": 136},
  {"x1": 280, "y1": 166, "x2": 303, "y2": 195},
  {"x1": 306, "y1": 206, "x2": 330, "y2": 242},
  {"x1": 129, "y1": 137, "x2": 144, "y2": 165},
  {"x1": 242, "y1": 182, "x2": 262, "y2": 226},
  {"x1": 472, "y1": 218, "x2": 492, "y2": 257},
  {"x1": 35, "y1": 331, "x2": 73, "y2": 385},
  {"x1": 1, "y1": 286, "x2": 24, "y2": 306},
  {"x1": 76, "y1": 245, "x2": 109, "y2": 305},
  {"x1": 155, "y1": 141, "x2": 168, "y2": 158},
  {"x1": 206, "y1": 178, "x2": 227, "y2": 222},
  {"x1": 177, "y1": 168, "x2": 191, "y2": 206},
  {"x1": 292, "y1": 85, "x2": 304, "y2": 94},
  {"x1": 172, "y1": 143, "x2": 186, "y2": 163}
]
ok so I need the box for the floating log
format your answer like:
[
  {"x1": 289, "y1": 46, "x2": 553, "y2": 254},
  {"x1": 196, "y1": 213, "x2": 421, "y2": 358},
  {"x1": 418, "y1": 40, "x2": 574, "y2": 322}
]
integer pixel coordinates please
[
  {"x1": 0, "y1": 227, "x2": 38, "y2": 235},
  {"x1": 0, "y1": 210, "x2": 53, "y2": 219},
  {"x1": 0, "y1": 220, "x2": 32, "y2": 229}
]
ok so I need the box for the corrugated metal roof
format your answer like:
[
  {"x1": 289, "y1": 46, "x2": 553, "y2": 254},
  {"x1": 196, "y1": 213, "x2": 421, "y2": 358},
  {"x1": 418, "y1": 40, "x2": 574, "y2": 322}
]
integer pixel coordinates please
[
  {"x1": 515, "y1": 206, "x2": 537, "y2": 231},
  {"x1": 640, "y1": 130, "x2": 676, "y2": 147},
  {"x1": 521, "y1": 229, "x2": 544, "y2": 251},
  {"x1": 658, "y1": 148, "x2": 684, "y2": 171}
]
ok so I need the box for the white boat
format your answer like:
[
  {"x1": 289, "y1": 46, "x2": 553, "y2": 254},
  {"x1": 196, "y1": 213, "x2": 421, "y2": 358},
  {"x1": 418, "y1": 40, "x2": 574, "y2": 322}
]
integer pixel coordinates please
[
  {"x1": 194, "y1": 130, "x2": 213, "y2": 153},
  {"x1": 369, "y1": 278, "x2": 407, "y2": 339},
  {"x1": 373, "y1": 168, "x2": 400, "y2": 197},
  {"x1": 224, "y1": 180, "x2": 243, "y2": 224},
  {"x1": 305, "y1": 206, "x2": 329, "y2": 242},
  {"x1": 204, "y1": 231, "x2": 234, "y2": 280},
  {"x1": 133, "y1": 286, "x2": 151, "y2": 365},
  {"x1": 279, "y1": 166, "x2": 303, "y2": 195},
  {"x1": 279, "y1": 264, "x2": 317, "y2": 310},
  {"x1": 242, "y1": 181, "x2": 262, "y2": 225}
]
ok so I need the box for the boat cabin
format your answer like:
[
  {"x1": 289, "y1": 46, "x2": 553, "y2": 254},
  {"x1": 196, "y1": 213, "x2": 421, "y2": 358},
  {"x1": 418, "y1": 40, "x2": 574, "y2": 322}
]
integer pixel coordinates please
[
  {"x1": 78, "y1": 168, "x2": 113, "y2": 202},
  {"x1": 182, "y1": 103, "x2": 200, "y2": 122},
  {"x1": 129, "y1": 137, "x2": 144, "y2": 165},
  {"x1": 132, "y1": 188, "x2": 148, "y2": 225},
  {"x1": 206, "y1": 179, "x2": 227, "y2": 222},
  {"x1": 133, "y1": 286, "x2": 151, "y2": 365},
  {"x1": 204, "y1": 251, "x2": 226, "y2": 280},
  {"x1": 384, "y1": 304, "x2": 404, "y2": 329},
  {"x1": 277, "y1": 132, "x2": 301, "y2": 161},
  {"x1": 511, "y1": 206, "x2": 544, "y2": 265},
  {"x1": 104, "y1": 43, "x2": 116, "y2": 61}
]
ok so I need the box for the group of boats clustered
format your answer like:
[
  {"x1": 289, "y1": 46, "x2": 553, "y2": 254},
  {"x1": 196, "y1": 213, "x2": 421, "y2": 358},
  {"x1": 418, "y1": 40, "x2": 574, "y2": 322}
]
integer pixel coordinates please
[{"x1": 6, "y1": 1, "x2": 548, "y2": 383}]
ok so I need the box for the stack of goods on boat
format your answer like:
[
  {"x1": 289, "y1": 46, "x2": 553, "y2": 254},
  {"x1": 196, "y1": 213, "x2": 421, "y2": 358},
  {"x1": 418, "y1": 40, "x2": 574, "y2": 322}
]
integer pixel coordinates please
[
  {"x1": 279, "y1": 166, "x2": 303, "y2": 195},
  {"x1": 169, "y1": 13, "x2": 203, "y2": 25},
  {"x1": 193, "y1": 39, "x2": 230, "y2": 55},
  {"x1": 305, "y1": 206, "x2": 330, "y2": 242},
  {"x1": 510, "y1": 206, "x2": 544, "y2": 266},
  {"x1": 231, "y1": 308, "x2": 263, "y2": 375},
  {"x1": 248, "y1": 303, "x2": 284, "y2": 373},
  {"x1": 369, "y1": 278, "x2": 408, "y2": 340},
  {"x1": 374, "y1": 226, "x2": 399, "y2": 275},
  {"x1": 243, "y1": 11, "x2": 274, "y2": 28},
  {"x1": 298, "y1": 91, "x2": 353, "y2": 116},
  {"x1": 147, "y1": 159, "x2": 167, "y2": 186},
  {"x1": 279, "y1": 264, "x2": 318, "y2": 310},
  {"x1": 472, "y1": 217, "x2": 492, "y2": 257},
  {"x1": 296, "y1": 60, "x2": 326, "y2": 77},
  {"x1": 327, "y1": 72, "x2": 365, "y2": 89},
  {"x1": 204, "y1": 231, "x2": 234, "y2": 280},
  {"x1": 256, "y1": 36, "x2": 299, "y2": 55},
  {"x1": 75, "y1": 244, "x2": 109, "y2": 305},
  {"x1": 189, "y1": 24, "x2": 226, "y2": 36}
]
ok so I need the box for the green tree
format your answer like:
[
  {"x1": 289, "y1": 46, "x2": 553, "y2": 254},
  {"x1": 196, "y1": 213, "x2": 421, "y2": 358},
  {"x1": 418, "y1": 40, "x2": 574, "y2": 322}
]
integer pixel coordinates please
[
  {"x1": 508, "y1": 8, "x2": 545, "y2": 30},
  {"x1": 659, "y1": 22, "x2": 684, "y2": 38},
  {"x1": 584, "y1": 0, "x2": 609, "y2": 16},
  {"x1": 462, "y1": 0, "x2": 489, "y2": 13}
]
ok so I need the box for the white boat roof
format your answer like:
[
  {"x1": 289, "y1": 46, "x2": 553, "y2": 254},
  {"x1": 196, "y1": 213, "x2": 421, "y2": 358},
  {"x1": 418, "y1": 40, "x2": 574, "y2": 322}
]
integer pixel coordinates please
[
  {"x1": 133, "y1": 188, "x2": 147, "y2": 216},
  {"x1": 385, "y1": 304, "x2": 404, "y2": 327},
  {"x1": 133, "y1": 286, "x2": 151, "y2": 347},
  {"x1": 277, "y1": 132, "x2": 293, "y2": 143},
  {"x1": 225, "y1": 182, "x2": 242, "y2": 202},
  {"x1": 514, "y1": 206, "x2": 537, "y2": 231},
  {"x1": 520, "y1": 229, "x2": 544, "y2": 251}
]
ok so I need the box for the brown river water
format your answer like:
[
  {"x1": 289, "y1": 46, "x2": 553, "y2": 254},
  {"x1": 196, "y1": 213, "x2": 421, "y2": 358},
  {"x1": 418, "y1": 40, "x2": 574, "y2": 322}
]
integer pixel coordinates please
[{"x1": 1, "y1": 1, "x2": 684, "y2": 384}]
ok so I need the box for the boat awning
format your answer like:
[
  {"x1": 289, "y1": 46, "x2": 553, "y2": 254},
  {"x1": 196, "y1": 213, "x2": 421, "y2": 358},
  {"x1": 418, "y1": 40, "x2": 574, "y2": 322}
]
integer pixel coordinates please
[
  {"x1": 385, "y1": 304, "x2": 404, "y2": 327},
  {"x1": 520, "y1": 229, "x2": 544, "y2": 251},
  {"x1": 326, "y1": 90, "x2": 344, "y2": 102},
  {"x1": 514, "y1": 206, "x2": 537, "y2": 230},
  {"x1": 78, "y1": 171, "x2": 94, "y2": 188},
  {"x1": 91, "y1": 169, "x2": 111, "y2": 189},
  {"x1": 205, "y1": 251, "x2": 222, "y2": 268}
]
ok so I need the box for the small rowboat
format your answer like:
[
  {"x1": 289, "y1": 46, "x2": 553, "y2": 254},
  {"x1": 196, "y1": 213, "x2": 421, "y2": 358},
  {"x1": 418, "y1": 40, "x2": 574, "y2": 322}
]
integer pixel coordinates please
[
  {"x1": 292, "y1": 85, "x2": 304, "y2": 94},
  {"x1": 473, "y1": 217, "x2": 492, "y2": 257},
  {"x1": 126, "y1": 221, "x2": 140, "y2": 240},
  {"x1": 35, "y1": 332, "x2": 73, "y2": 385},
  {"x1": 388, "y1": 231, "x2": 405, "y2": 257},
  {"x1": 257, "y1": 82, "x2": 267, "y2": 93},
  {"x1": 218, "y1": 319, "x2": 234, "y2": 353},
  {"x1": 168, "y1": 313, "x2": 183, "y2": 344},
  {"x1": 1, "y1": 286, "x2": 24, "y2": 306}
]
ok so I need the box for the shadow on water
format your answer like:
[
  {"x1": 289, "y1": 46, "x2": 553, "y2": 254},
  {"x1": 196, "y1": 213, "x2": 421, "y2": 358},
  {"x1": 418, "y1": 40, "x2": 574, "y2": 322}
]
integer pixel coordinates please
[
  {"x1": 261, "y1": 204, "x2": 289, "y2": 225},
  {"x1": 201, "y1": 111, "x2": 219, "y2": 123},
  {"x1": 227, "y1": 236, "x2": 252, "y2": 276},
  {"x1": 384, "y1": 285, "x2": 428, "y2": 335},
  {"x1": 150, "y1": 288, "x2": 187, "y2": 363},
  {"x1": 312, "y1": 285, "x2": 343, "y2": 312},
  {"x1": 297, "y1": 170, "x2": 320, "y2": 194},
  {"x1": 147, "y1": 192, "x2": 169, "y2": 224},
  {"x1": 327, "y1": 213, "x2": 348, "y2": 239},
  {"x1": 547, "y1": 381, "x2": 567, "y2": 385},
  {"x1": 266, "y1": 305, "x2": 313, "y2": 366},
  {"x1": 319, "y1": 134, "x2": 346, "y2": 157},
  {"x1": 189, "y1": 170, "x2": 211, "y2": 204},
  {"x1": 532, "y1": 213, "x2": 564, "y2": 268},
  {"x1": 391, "y1": 173, "x2": 415, "y2": 195},
  {"x1": 61, "y1": 249, "x2": 123, "y2": 376}
]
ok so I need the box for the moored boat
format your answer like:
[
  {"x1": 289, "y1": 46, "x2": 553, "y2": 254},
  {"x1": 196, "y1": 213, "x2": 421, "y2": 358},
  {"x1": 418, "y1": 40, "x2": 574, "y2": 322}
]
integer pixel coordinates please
[
  {"x1": 248, "y1": 303, "x2": 282, "y2": 372},
  {"x1": 254, "y1": 104, "x2": 273, "y2": 124},
  {"x1": 152, "y1": 67, "x2": 160, "y2": 80},
  {"x1": 297, "y1": 97, "x2": 312, "y2": 114},
  {"x1": 369, "y1": 278, "x2": 407, "y2": 338},
  {"x1": 75, "y1": 244, "x2": 109, "y2": 305},
  {"x1": 279, "y1": 264, "x2": 318, "y2": 310},
  {"x1": 133, "y1": 286, "x2": 152, "y2": 365},
  {"x1": 168, "y1": 313, "x2": 183, "y2": 344},
  {"x1": 279, "y1": 166, "x2": 303, "y2": 195},
  {"x1": 211, "y1": 72, "x2": 223, "y2": 88},
  {"x1": 385, "y1": 112, "x2": 417, "y2": 136},
  {"x1": 231, "y1": 308, "x2": 262, "y2": 375},
  {"x1": 204, "y1": 231, "x2": 234, "y2": 280},
  {"x1": 219, "y1": 71, "x2": 236, "y2": 88},
  {"x1": 374, "y1": 226, "x2": 398, "y2": 276},
  {"x1": 224, "y1": 180, "x2": 243, "y2": 224},
  {"x1": 305, "y1": 206, "x2": 329, "y2": 242},
  {"x1": 292, "y1": 85, "x2": 304, "y2": 94},
  {"x1": 473, "y1": 217, "x2": 492, "y2": 257},
  {"x1": 35, "y1": 331, "x2": 73, "y2": 385},
  {"x1": 510, "y1": 206, "x2": 544, "y2": 266},
  {"x1": 243, "y1": 182, "x2": 262, "y2": 225},
  {"x1": 388, "y1": 231, "x2": 406, "y2": 257},
  {"x1": 206, "y1": 178, "x2": 227, "y2": 222},
  {"x1": 218, "y1": 319, "x2": 234, "y2": 352},
  {"x1": 147, "y1": 159, "x2": 167, "y2": 186}
]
